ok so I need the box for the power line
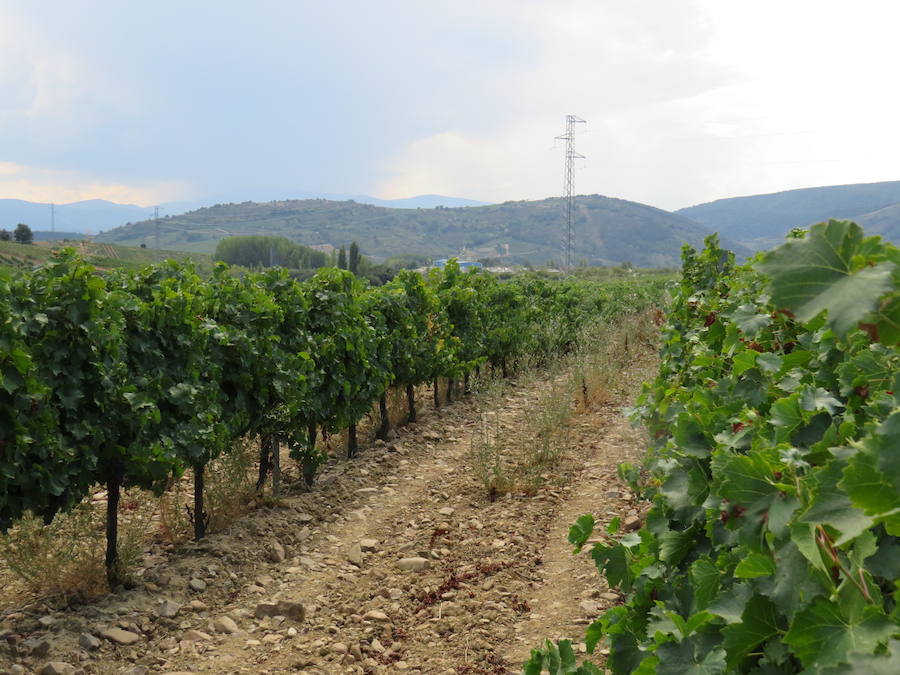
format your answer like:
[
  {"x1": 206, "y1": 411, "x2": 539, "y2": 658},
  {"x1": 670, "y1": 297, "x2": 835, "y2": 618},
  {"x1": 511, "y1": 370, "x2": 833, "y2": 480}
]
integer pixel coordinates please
[
  {"x1": 555, "y1": 114, "x2": 586, "y2": 269},
  {"x1": 154, "y1": 206, "x2": 160, "y2": 261}
]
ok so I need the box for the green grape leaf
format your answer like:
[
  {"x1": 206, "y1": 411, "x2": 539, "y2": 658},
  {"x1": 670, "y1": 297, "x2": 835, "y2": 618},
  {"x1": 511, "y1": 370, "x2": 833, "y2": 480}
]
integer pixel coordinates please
[
  {"x1": 708, "y1": 583, "x2": 753, "y2": 624},
  {"x1": 801, "y1": 460, "x2": 874, "y2": 545},
  {"x1": 728, "y1": 303, "x2": 772, "y2": 338},
  {"x1": 712, "y1": 450, "x2": 778, "y2": 512},
  {"x1": 523, "y1": 639, "x2": 603, "y2": 675},
  {"x1": 875, "y1": 411, "x2": 900, "y2": 490},
  {"x1": 771, "y1": 394, "x2": 805, "y2": 430},
  {"x1": 767, "y1": 494, "x2": 800, "y2": 539},
  {"x1": 784, "y1": 599, "x2": 895, "y2": 668},
  {"x1": 690, "y1": 558, "x2": 721, "y2": 611},
  {"x1": 756, "y1": 352, "x2": 784, "y2": 374},
  {"x1": 734, "y1": 551, "x2": 775, "y2": 578},
  {"x1": 584, "y1": 619, "x2": 603, "y2": 653},
  {"x1": 733, "y1": 349, "x2": 759, "y2": 376},
  {"x1": 568, "y1": 514, "x2": 595, "y2": 552},
  {"x1": 655, "y1": 639, "x2": 727, "y2": 675},
  {"x1": 592, "y1": 544, "x2": 629, "y2": 589},
  {"x1": 841, "y1": 450, "x2": 898, "y2": 518},
  {"x1": 764, "y1": 538, "x2": 826, "y2": 620},
  {"x1": 757, "y1": 220, "x2": 896, "y2": 337},
  {"x1": 722, "y1": 594, "x2": 782, "y2": 669},
  {"x1": 790, "y1": 522, "x2": 829, "y2": 573},
  {"x1": 800, "y1": 386, "x2": 843, "y2": 415},
  {"x1": 810, "y1": 640, "x2": 900, "y2": 674},
  {"x1": 659, "y1": 527, "x2": 698, "y2": 566}
]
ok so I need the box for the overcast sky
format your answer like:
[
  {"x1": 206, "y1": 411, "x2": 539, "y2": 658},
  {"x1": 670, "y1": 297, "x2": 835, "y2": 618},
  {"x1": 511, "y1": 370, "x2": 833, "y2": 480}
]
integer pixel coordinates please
[{"x1": 2, "y1": 0, "x2": 898, "y2": 210}]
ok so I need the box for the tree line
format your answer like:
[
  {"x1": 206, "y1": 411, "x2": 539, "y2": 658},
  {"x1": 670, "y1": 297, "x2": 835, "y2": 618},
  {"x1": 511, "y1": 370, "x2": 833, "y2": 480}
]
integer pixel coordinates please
[
  {"x1": 0, "y1": 250, "x2": 663, "y2": 585},
  {"x1": 0, "y1": 223, "x2": 34, "y2": 244},
  {"x1": 213, "y1": 236, "x2": 395, "y2": 285}
]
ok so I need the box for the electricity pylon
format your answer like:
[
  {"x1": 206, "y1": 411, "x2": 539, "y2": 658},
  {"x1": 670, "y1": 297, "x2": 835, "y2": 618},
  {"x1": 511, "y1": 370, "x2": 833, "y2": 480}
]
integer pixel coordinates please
[{"x1": 555, "y1": 114, "x2": 586, "y2": 269}]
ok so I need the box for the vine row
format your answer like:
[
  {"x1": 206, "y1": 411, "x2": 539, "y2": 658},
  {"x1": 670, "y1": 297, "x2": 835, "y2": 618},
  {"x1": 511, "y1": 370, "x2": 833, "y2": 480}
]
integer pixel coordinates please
[
  {"x1": 528, "y1": 221, "x2": 900, "y2": 674},
  {"x1": 0, "y1": 251, "x2": 663, "y2": 585}
]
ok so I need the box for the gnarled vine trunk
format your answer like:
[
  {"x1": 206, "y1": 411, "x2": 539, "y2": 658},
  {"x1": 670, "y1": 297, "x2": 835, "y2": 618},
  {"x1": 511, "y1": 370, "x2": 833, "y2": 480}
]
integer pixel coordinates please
[
  {"x1": 271, "y1": 436, "x2": 281, "y2": 497},
  {"x1": 105, "y1": 467, "x2": 122, "y2": 588},
  {"x1": 377, "y1": 392, "x2": 390, "y2": 440},
  {"x1": 302, "y1": 420, "x2": 318, "y2": 486},
  {"x1": 193, "y1": 462, "x2": 206, "y2": 541},
  {"x1": 256, "y1": 434, "x2": 271, "y2": 492},
  {"x1": 407, "y1": 383, "x2": 416, "y2": 423},
  {"x1": 347, "y1": 423, "x2": 358, "y2": 458}
]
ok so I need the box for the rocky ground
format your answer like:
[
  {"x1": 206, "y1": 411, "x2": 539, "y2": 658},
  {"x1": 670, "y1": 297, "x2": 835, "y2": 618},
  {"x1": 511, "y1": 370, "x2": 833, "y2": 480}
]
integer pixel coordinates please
[{"x1": 0, "y1": 341, "x2": 655, "y2": 675}]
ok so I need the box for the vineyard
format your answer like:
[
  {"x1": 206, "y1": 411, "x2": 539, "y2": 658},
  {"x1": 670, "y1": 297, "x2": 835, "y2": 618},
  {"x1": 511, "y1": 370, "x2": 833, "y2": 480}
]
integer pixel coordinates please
[
  {"x1": 0, "y1": 251, "x2": 664, "y2": 596},
  {"x1": 528, "y1": 221, "x2": 900, "y2": 673}
]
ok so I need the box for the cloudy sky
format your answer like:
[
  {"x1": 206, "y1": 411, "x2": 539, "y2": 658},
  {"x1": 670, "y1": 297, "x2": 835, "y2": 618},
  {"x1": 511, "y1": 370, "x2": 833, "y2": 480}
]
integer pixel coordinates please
[{"x1": 2, "y1": 0, "x2": 899, "y2": 210}]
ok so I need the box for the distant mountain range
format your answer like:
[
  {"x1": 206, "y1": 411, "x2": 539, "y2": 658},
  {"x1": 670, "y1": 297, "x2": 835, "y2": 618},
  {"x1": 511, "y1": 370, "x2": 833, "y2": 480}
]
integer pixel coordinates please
[
  {"x1": 95, "y1": 194, "x2": 746, "y2": 268},
  {"x1": 677, "y1": 180, "x2": 900, "y2": 250},
  {"x1": 0, "y1": 199, "x2": 157, "y2": 234},
  {"x1": 0, "y1": 194, "x2": 489, "y2": 236}
]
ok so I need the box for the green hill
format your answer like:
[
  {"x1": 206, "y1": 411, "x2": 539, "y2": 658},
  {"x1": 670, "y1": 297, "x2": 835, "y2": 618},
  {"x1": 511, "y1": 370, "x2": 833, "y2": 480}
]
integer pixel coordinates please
[
  {"x1": 0, "y1": 239, "x2": 213, "y2": 276},
  {"x1": 677, "y1": 180, "x2": 900, "y2": 250},
  {"x1": 95, "y1": 195, "x2": 743, "y2": 268},
  {"x1": 853, "y1": 201, "x2": 900, "y2": 241}
]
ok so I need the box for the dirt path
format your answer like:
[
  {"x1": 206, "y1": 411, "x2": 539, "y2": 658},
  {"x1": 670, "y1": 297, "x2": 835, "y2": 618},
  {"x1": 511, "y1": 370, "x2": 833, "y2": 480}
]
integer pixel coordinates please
[{"x1": 0, "y1": 344, "x2": 655, "y2": 675}]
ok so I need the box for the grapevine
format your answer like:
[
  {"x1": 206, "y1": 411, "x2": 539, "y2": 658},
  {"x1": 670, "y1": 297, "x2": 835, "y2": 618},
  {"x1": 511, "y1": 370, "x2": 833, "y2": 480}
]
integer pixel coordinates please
[
  {"x1": 527, "y1": 222, "x2": 900, "y2": 673},
  {"x1": 0, "y1": 250, "x2": 664, "y2": 584}
]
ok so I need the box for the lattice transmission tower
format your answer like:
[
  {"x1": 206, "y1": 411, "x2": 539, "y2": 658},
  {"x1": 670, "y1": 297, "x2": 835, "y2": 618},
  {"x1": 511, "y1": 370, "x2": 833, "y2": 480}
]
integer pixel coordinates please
[{"x1": 555, "y1": 114, "x2": 586, "y2": 268}]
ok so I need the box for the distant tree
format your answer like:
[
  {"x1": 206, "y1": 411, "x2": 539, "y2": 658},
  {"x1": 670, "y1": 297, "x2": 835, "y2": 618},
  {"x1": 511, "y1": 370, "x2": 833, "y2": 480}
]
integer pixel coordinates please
[
  {"x1": 214, "y1": 235, "x2": 327, "y2": 270},
  {"x1": 349, "y1": 241, "x2": 360, "y2": 274},
  {"x1": 384, "y1": 253, "x2": 431, "y2": 269},
  {"x1": 0, "y1": 229, "x2": 10, "y2": 241},
  {"x1": 362, "y1": 264, "x2": 395, "y2": 286},
  {"x1": 14, "y1": 223, "x2": 33, "y2": 245},
  {"x1": 337, "y1": 245, "x2": 347, "y2": 270}
]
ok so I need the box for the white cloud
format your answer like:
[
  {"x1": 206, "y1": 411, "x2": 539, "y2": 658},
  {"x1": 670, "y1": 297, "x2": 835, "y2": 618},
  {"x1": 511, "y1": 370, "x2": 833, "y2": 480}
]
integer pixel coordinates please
[
  {"x1": 0, "y1": 161, "x2": 189, "y2": 205},
  {"x1": 0, "y1": 6, "x2": 85, "y2": 126},
  {"x1": 377, "y1": 0, "x2": 900, "y2": 209},
  {"x1": 3, "y1": 1, "x2": 899, "y2": 209}
]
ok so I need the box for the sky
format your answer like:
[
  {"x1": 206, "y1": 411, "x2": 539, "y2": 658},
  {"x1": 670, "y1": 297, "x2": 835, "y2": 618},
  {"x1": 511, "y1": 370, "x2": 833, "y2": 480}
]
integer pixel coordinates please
[{"x1": 1, "y1": 0, "x2": 899, "y2": 211}]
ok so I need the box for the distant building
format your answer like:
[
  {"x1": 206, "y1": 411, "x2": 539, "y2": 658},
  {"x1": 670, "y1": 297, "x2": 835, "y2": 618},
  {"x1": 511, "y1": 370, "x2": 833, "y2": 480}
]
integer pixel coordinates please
[
  {"x1": 310, "y1": 243, "x2": 336, "y2": 254},
  {"x1": 432, "y1": 258, "x2": 484, "y2": 271}
]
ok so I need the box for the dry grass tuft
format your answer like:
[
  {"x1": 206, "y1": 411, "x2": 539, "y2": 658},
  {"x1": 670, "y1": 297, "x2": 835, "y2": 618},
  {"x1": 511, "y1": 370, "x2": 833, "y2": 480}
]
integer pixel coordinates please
[
  {"x1": 0, "y1": 489, "x2": 155, "y2": 604},
  {"x1": 158, "y1": 438, "x2": 257, "y2": 543},
  {"x1": 466, "y1": 308, "x2": 662, "y2": 501}
]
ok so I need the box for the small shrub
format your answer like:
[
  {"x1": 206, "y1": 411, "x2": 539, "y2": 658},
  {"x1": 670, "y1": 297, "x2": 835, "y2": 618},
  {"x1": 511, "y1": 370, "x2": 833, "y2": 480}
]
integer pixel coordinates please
[
  {"x1": 572, "y1": 310, "x2": 660, "y2": 409},
  {"x1": 521, "y1": 373, "x2": 574, "y2": 492},
  {"x1": 205, "y1": 437, "x2": 256, "y2": 529},
  {"x1": 469, "y1": 415, "x2": 513, "y2": 502}
]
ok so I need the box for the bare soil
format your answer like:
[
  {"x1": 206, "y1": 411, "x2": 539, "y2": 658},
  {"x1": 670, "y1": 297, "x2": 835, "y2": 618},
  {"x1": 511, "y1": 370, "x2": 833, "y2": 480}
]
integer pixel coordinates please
[{"x1": 0, "y1": 347, "x2": 655, "y2": 675}]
